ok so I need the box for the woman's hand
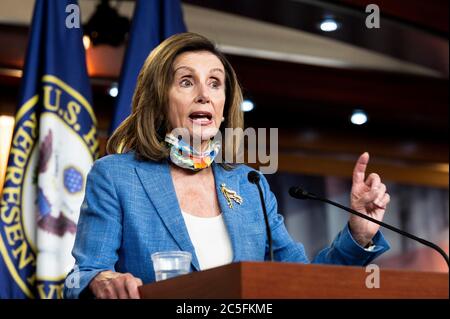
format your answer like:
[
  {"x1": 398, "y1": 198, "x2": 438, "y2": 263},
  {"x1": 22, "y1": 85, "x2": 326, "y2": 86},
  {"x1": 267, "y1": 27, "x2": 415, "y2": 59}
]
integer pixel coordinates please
[
  {"x1": 349, "y1": 152, "x2": 390, "y2": 247},
  {"x1": 89, "y1": 270, "x2": 143, "y2": 299}
]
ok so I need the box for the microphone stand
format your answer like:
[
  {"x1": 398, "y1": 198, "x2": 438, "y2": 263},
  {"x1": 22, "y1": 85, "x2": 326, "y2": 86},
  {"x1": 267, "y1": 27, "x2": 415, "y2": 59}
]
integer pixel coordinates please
[{"x1": 289, "y1": 187, "x2": 449, "y2": 267}]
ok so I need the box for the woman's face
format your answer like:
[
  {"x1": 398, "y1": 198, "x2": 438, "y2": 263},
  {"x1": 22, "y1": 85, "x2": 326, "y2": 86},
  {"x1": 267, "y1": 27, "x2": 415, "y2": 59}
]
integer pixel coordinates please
[{"x1": 168, "y1": 50, "x2": 226, "y2": 142}]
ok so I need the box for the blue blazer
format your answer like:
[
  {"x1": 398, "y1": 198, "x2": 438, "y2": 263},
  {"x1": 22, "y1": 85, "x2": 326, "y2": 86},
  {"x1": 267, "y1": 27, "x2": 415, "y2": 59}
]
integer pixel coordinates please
[{"x1": 63, "y1": 153, "x2": 389, "y2": 298}]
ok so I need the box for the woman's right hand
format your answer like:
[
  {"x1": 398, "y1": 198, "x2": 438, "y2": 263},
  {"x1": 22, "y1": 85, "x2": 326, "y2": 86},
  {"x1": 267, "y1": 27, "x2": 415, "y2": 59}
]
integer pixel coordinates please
[{"x1": 89, "y1": 270, "x2": 143, "y2": 299}]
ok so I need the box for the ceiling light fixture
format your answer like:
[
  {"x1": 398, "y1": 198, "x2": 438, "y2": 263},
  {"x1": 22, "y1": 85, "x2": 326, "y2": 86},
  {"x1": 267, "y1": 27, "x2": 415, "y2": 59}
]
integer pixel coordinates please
[
  {"x1": 350, "y1": 109, "x2": 368, "y2": 125},
  {"x1": 319, "y1": 18, "x2": 339, "y2": 32},
  {"x1": 241, "y1": 100, "x2": 255, "y2": 112}
]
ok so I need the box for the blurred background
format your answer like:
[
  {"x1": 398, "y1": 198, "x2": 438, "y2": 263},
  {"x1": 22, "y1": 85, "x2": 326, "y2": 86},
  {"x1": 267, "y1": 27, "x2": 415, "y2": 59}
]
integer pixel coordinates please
[{"x1": 0, "y1": 0, "x2": 448, "y2": 272}]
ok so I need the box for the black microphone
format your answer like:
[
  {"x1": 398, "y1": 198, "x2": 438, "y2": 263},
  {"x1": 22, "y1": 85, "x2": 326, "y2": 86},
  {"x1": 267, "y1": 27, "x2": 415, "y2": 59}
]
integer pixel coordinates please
[
  {"x1": 289, "y1": 186, "x2": 450, "y2": 267},
  {"x1": 248, "y1": 171, "x2": 274, "y2": 261}
]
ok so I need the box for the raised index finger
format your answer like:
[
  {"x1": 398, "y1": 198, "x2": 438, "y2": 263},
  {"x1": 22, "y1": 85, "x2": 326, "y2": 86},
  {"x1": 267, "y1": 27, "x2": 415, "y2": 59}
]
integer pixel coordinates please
[{"x1": 352, "y1": 152, "x2": 370, "y2": 184}]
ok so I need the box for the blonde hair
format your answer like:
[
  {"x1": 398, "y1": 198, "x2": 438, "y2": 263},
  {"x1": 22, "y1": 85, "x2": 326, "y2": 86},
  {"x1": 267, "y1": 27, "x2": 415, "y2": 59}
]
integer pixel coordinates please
[{"x1": 107, "y1": 32, "x2": 244, "y2": 169}]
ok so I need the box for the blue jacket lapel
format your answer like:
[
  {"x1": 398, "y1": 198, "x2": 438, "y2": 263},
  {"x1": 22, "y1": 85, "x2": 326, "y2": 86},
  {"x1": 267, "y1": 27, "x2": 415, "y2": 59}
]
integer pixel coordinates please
[
  {"x1": 135, "y1": 160, "x2": 201, "y2": 271},
  {"x1": 212, "y1": 163, "x2": 243, "y2": 263}
]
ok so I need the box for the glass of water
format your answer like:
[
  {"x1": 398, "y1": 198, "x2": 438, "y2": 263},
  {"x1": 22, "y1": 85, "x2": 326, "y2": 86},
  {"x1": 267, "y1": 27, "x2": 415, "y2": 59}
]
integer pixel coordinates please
[{"x1": 151, "y1": 251, "x2": 192, "y2": 281}]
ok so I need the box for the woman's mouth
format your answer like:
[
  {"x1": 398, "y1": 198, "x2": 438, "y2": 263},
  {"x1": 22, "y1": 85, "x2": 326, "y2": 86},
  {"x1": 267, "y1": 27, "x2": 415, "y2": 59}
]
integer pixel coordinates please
[{"x1": 189, "y1": 111, "x2": 213, "y2": 126}]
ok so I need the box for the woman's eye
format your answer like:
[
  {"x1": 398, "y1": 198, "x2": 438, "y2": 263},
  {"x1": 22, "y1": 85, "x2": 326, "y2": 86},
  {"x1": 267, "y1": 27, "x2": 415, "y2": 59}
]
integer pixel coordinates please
[
  {"x1": 180, "y1": 79, "x2": 192, "y2": 87},
  {"x1": 210, "y1": 80, "x2": 221, "y2": 88}
]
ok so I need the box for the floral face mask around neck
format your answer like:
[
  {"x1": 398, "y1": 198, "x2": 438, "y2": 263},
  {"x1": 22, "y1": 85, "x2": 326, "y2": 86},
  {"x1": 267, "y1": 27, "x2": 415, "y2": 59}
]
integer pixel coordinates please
[{"x1": 165, "y1": 133, "x2": 221, "y2": 171}]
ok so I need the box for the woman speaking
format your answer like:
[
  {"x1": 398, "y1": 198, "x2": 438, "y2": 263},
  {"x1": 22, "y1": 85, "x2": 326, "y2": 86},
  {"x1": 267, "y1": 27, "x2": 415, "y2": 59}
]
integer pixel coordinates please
[{"x1": 63, "y1": 32, "x2": 390, "y2": 299}]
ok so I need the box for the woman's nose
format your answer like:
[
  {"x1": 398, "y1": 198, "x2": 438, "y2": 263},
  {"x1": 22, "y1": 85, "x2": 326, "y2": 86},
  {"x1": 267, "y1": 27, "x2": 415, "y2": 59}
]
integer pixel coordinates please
[{"x1": 194, "y1": 84, "x2": 210, "y2": 104}]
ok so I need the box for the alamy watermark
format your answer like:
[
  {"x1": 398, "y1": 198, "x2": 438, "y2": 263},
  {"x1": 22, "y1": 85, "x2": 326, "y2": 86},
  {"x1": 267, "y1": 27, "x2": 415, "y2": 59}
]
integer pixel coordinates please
[
  {"x1": 65, "y1": 4, "x2": 80, "y2": 29},
  {"x1": 365, "y1": 4, "x2": 380, "y2": 29},
  {"x1": 65, "y1": 3, "x2": 381, "y2": 30},
  {"x1": 365, "y1": 264, "x2": 380, "y2": 288}
]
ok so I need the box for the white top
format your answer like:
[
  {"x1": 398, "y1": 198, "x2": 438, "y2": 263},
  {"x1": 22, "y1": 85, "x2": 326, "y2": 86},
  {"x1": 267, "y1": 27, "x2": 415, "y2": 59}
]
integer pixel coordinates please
[{"x1": 181, "y1": 211, "x2": 233, "y2": 270}]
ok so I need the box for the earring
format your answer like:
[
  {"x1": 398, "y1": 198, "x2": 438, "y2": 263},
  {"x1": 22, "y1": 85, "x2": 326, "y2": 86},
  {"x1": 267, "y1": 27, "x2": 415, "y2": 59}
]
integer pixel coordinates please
[{"x1": 221, "y1": 117, "x2": 225, "y2": 122}]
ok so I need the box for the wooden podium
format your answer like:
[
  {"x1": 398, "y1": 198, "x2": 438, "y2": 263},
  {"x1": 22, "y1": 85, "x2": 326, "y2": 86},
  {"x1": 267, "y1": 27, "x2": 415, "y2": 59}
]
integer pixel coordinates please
[{"x1": 139, "y1": 262, "x2": 449, "y2": 299}]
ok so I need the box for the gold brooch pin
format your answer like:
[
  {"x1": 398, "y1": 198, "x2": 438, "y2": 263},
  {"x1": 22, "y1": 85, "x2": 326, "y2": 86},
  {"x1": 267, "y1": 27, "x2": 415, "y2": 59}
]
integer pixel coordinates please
[{"x1": 220, "y1": 183, "x2": 243, "y2": 209}]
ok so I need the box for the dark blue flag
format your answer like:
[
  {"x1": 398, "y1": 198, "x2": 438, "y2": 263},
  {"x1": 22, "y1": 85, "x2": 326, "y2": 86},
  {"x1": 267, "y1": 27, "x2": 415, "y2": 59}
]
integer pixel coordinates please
[
  {"x1": 110, "y1": 0, "x2": 186, "y2": 132},
  {"x1": 0, "y1": 0, "x2": 97, "y2": 299}
]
